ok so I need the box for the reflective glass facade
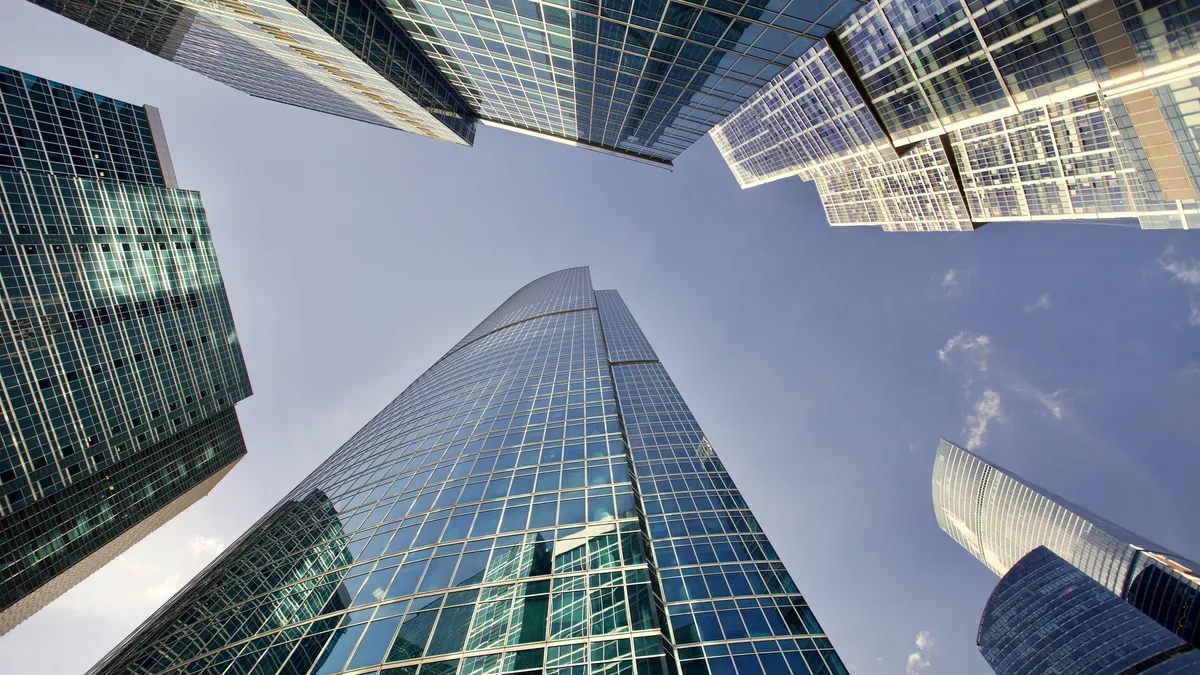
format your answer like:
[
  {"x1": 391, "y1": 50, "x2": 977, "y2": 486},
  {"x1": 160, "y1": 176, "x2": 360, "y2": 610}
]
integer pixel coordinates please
[
  {"x1": 29, "y1": 0, "x2": 479, "y2": 144},
  {"x1": 89, "y1": 267, "x2": 848, "y2": 675},
  {"x1": 978, "y1": 546, "x2": 1200, "y2": 675},
  {"x1": 0, "y1": 66, "x2": 252, "y2": 633},
  {"x1": 933, "y1": 439, "x2": 1200, "y2": 649},
  {"x1": 712, "y1": 0, "x2": 1200, "y2": 230},
  {"x1": 29, "y1": 0, "x2": 864, "y2": 163}
]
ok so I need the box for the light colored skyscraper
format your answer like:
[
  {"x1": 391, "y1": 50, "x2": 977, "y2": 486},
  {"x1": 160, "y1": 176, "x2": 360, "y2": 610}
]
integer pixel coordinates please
[
  {"x1": 932, "y1": 439, "x2": 1200, "y2": 648},
  {"x1": 86, "y1": 268, "x2": 848, "y2": 675},
  {"x1": 711, "y1": 0, "x2": 1200, "y2": 230},
  {"x1": 0, "y1": 66, "x2": 252, "y2": 633}
]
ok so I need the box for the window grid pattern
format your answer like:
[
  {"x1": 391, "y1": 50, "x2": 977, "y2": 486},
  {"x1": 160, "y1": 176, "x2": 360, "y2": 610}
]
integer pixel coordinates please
[
  {"x1": 709, "y1": 43, "x2": 895, "y2": 189},
  {"x1": 611, "y1": 355, "x2": 849, "y2": 675},
  {"x1": 814, "y1": 138, "x2": 975, "y2": 231},
  {"x1": 0, "y1": 407, "x2": 247, "y2": 629},
  {"x1": 0, "y1": 66, "x2": 251, "y2": 633},
  {"x1": 450, "y1": 267, "x2": 595, "y2": 356},
  {"x1": 90, "y1": 269, "x2": 847, "y2": 675},
  {"x1": 978, "y1": 546, "x2": 1200, "y2": 675},
  {"x1": 951, "y1": 94, "x2": 1167, "y2": 222},
  {"x1": 711, "y1": 0, "x2": 1200, "y2": 231},
  {"x1": 594, "y1": 290, "x2": 655, "y2": 364},
  {"x1": 32, "y1": 0, "x2": 478, "y2": 144},
  {"x1": 0, "y1": 66, "x2": 166, "y2": 186},
  {"x1": 375, "y1": 0, "x2": 864, "y2": 162},
  {"x1": 91, "y1": 271, "x2": 677, "y2": 675},
  {"x1": 933, "y1": 440, "x2": 1200, "y2": 648}
]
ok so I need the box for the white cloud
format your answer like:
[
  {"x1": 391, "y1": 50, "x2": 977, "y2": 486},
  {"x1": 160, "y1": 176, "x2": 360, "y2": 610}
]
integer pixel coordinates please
[
  {"x1": 938, "y1": 268, "x2": 966, "y2": 297},
  {"x1": 1158, "y1": 248, "x2": 1200, "y2": 327},
  {"x1": 1008, "y1": 382, "x2": 1067, "y2": 420},
  {"x1": 937, "y1": 331, "x2": 991, "y2": 373},
  {"x1": 907, "y1": 631, "x2": 934, "y2": 675},
  {"x1": 1160, "y1": 258, "x2": 1200, "y2": 287},
  {"x1": 143, "y1": 574, "x2": 180, "y2": 603},
  {"x1": 965, "y1": 390, "x2": 1004, "y2": 449},
  {"x1": 1024, "y1": 293, "x2": 1052, "y2": 312},
  {"x1": 189, "y1": 535, "x2": 225, "y2": 558}
]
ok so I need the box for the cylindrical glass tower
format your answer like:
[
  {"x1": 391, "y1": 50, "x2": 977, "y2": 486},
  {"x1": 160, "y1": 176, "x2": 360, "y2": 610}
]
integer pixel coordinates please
[{"x1": 90, "y1": 268, "x2": 847, "y2": 675}]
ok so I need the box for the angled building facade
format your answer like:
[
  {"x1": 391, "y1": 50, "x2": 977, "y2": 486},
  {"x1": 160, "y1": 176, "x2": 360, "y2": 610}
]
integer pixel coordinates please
[
  {"x1": 711, "y1": 0, "x2": 1200, "y2": 230},
  {"x1": 0, "y1": 65, "x2": 252, "y2": 633},
  {"x1": 933, "y1": 439, "x2": 1200, "y2": 649},
  {"x1": 28, "y1": 0, "x2": 867, "y2": 165},
  {"x1": 88, "y1": 268, "x2": 848, "y2": 675},
  {"x1": 978, "y1": 546, "x2": 1200, "y2": 675}
]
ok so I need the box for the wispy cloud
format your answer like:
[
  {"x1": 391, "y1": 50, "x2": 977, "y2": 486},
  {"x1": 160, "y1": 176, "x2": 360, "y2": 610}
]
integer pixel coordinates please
[
  {"x1": 938, "y1": 268, "x2": 964, "y2": 298},
  {"x1": 907, "y1": 631, "x2": 934, "y2": 675},
  {"x1": 1158, "y1": 246, "x2": 1200, "y2": 326},
  {"x1": 965, "y1": 390, "x2": 1004, "y2": 449},
  {"x1": 937, "y1": 331, "x2": 991, "y2": 377},
  {"x1": 938, "y1": 332, "x2": 1065, "y2": 447},
  {"x1": 189, "y1": 535, "x2": 225, "y2": 558},
  {"x1": 1159, "y1": 246, "x2": 1200, "y2": 286},
  {"x1": 143, "y1": 573, "x2": 181, "y2": 603},
  {"x1": 1008, "y1": 381, "x2": 1067, "y2": 420},
  {"x1": 1024, "y1": 293, "x2": 1052, "y2": 312}
]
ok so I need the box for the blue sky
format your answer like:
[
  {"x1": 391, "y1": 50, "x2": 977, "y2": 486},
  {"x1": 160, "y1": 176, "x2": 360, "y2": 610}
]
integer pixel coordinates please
[{"x1": 2, "y1": 3, "x2": 1200, "y2": 673}]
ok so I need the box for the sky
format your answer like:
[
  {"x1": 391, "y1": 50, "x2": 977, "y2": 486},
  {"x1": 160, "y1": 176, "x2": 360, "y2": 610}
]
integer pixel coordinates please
[{"x1": 2, "y1": 2, "x2": 1200, "y2": 673}]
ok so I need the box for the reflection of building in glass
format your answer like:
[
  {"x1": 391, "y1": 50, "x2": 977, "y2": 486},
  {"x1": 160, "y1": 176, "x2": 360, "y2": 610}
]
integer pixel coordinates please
[
  {"x1": 28, "y1": 0, "x2": 862, "y2": 165},
  {"x1": 712, "y1": 0, "x2": 1200, "y2": 230},
  {"x1": 0, "y1": 65, "x2": 251, "y2": 634},
  {"x1": 933, "y1": 439, "x2": 1200, "y2": 649},
  {"x1": 97, "y1": 490, "x2": 355, "y2": 675},
  {"x1": 89, "y1": 268, "x2": 849, "y2": 675},
  {"x1": 978, "y1": 546, "x2": 1200, "y2": 674}
]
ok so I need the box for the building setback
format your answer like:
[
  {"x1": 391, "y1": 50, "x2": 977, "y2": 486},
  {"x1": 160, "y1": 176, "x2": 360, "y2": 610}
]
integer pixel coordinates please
[
  {"x1": 711, "y1": 0, "x2": 1200, "y2": 230},
  {"x1": 0, "y1": 65, "x2": 252, "y2": 633},
  {"x1": 27, "y1": 0, "x2": 865, "y2": 166},
  {"x1": 87, "y1": 267, "x2": 848, "y2": 675},
  {"x1": 932, "y1": 439, "x2": 1200, "y2": 650},
  {"x1": 978, "y1": 546, "x2": 1200, "y2": 675}
]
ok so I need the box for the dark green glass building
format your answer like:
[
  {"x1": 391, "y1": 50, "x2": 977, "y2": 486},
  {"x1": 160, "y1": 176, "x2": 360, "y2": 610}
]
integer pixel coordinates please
[
  {"x1": 26, "y1": 0, "x2": 861, "y2": 165},
  {"x1": 0, "y1": 65, "x2": 253, "y2": 634},
  {"x1": 87, "y1": 268, "x2": 846, "y2": 675}
]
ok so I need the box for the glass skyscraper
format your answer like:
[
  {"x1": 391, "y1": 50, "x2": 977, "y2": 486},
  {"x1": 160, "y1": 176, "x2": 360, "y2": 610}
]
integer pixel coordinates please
[
  {"x1": 27, "y1": 0, "x2": 863, "y2": 165},
  {"x1": 0, "y1": 65, "x2": 252, "y2": 633},
  {"x1": 711, "y1": 0, "x2": 1200, "y2": 230},
  {"x1": 87, "y1": 267, "x2": 847, "y2": 675},
  {"x1": 978, "y1": 546, "x2": 1200, "y2": 675},
  {"x1": 932, "y1": 439, "x2": 1200, "y2": 649}
]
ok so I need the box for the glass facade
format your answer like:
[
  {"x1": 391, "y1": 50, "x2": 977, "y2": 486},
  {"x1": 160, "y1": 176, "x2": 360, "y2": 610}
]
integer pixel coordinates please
[
  {"x1": 932, "y1": 439, "x2": 1200, "y2": 650},
  {"x1": 88, "y1": 267, "x2": 848, "y2": 675},
  {"x1": 711, "y1": 0, "x2": 1200, "y2": 230},
  {"x1": 0, "y1": 66, "x2": 252, "y2": 633},
  {"x1": 29, "y1": 0, "x2": 864, "y2": 164},
  {"x1": 978, "y1": 546, "x2": 1200, "y2": 675},
  {"x1": 29, "y1": 0, "x2": 479, "y2": 144}
]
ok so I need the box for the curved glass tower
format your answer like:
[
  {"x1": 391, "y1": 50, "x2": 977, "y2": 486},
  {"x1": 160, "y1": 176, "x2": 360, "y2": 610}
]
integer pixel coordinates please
[
  {"x1": 978, "y1": 546, "x2": 1200, "y2": 675},
  {"x1": 89, "y1": 268, "x2": 847, "y2": 675},
  {"x1": 933, "y1": 439, "x2": 1200, "y2": 649}
]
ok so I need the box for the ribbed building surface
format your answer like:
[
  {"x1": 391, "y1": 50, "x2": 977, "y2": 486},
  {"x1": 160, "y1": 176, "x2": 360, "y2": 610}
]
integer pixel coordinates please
[
  {"x1": 0, "y1": 65, "x2": 252, "y2": 633},
  {"x1": 711, "y1": 0, "x2": 1200, "y2": 230},
  {"x1": 978, "y1": 546, "x2": 1200, "y2": 675},
  {"x1": 933, "y1": 439, "x2": 1200, "y2": 649},
  {"x1": 89, "y1": 268, "x2": 847, "y2": 675}
]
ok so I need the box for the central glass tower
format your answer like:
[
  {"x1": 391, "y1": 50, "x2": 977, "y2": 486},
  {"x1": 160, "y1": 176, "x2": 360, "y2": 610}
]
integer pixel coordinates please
[{"x1": 88, "y1": 268, "x2": 847, "y2": 675}]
